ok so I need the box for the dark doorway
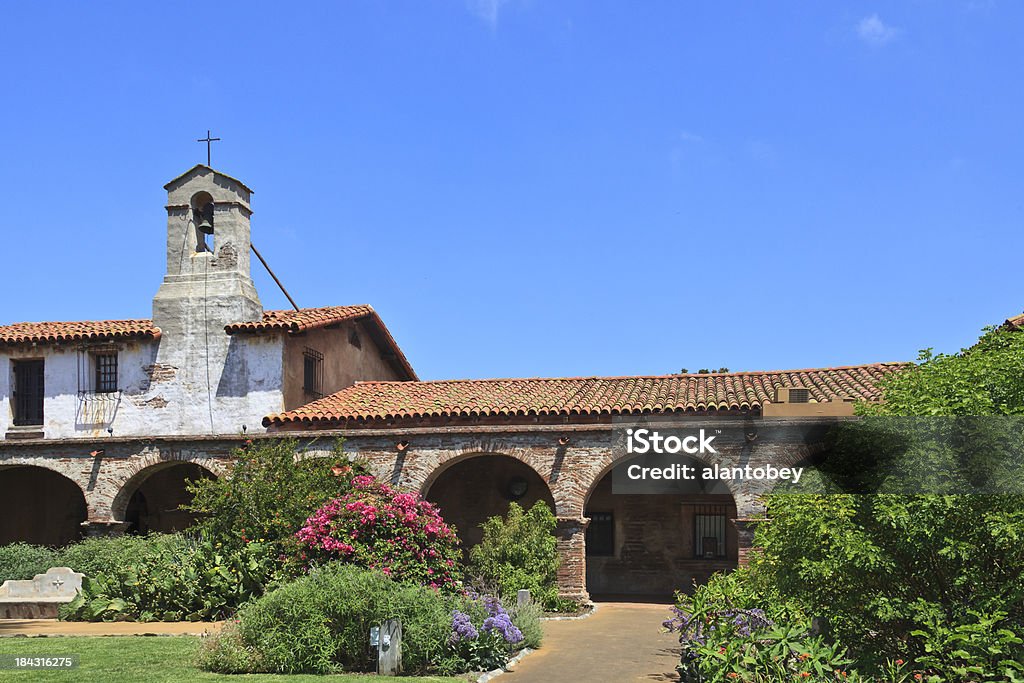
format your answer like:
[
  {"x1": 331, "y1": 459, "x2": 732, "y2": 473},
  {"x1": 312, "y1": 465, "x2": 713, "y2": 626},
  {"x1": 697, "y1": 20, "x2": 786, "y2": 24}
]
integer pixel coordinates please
[
  {"x1": 424, "y1": 455, "x2": 554, "y2": 552},
  {"x1": 0, "y1": 466, "x2": 86, "y2": 546},
  {"x1": 584, "y1": 459, "x2": 738, "y2": 598},
  {"x1": 123, "y1": 463, "x2": 214, "y2": 534}
]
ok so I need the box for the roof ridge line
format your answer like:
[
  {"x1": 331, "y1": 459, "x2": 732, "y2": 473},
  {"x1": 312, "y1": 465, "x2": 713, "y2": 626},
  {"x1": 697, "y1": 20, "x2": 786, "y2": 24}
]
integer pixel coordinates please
[
  {"x1": 340, "y1": 362, "x2": 909, "y2": 387},
  {"x1": 0, "y1": 318, "x2": 155, "y2": 326}
]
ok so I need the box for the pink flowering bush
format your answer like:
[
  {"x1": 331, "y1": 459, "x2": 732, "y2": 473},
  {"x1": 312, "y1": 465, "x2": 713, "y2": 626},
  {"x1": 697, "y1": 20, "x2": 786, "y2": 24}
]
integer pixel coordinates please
[{"x1": 294, "y1": 475, "x2": 462, "y2": 590}]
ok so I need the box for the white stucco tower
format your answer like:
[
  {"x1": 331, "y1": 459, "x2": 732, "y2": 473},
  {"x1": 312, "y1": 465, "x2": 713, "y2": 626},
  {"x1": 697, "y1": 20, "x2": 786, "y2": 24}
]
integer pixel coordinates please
[
  {"x1": 153, "y1": 165, "x2": 263, "y2": 329},
  {"x1": 148, "y1": 165, "x2": 275, "y2": 435}
]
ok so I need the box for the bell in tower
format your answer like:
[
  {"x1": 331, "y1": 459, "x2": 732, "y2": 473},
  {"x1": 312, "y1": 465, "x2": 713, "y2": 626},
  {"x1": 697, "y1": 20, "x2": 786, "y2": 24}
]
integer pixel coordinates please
[
  {"x1": 191, "y1": 191, "x2": 215, "y2": 252},
  {"x1": 153, "y1": 164, "x2": 263, "y2": 331}
]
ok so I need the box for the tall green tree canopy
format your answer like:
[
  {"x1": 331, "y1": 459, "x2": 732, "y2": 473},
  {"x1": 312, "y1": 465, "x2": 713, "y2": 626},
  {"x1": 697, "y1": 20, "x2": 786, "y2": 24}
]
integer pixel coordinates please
[
  {"x1": 748, "y1": 321, "x2": 1024, "y2": 671},
  {"x1": 859, "y1": 323, "x2": 1024, "y2": 417}
]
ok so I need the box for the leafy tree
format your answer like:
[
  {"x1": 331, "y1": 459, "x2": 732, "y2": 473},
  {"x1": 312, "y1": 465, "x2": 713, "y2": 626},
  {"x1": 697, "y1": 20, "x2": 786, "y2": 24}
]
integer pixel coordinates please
[
  {"x1": 468, "y1": 501, "x2": 562, "y2": 610},
  {"x1": 183, "y1": 438, "x2": 366, "y2": 557},
  {"x1": 739, "y1": 323, "x2": 1024, "y2": 673},
  {"x1": 858, "y1": 324, "x2": 1024, "y2": 417}
]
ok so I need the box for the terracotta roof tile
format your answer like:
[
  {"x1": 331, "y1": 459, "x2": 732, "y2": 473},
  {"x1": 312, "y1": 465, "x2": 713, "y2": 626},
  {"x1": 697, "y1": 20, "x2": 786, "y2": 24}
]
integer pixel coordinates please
[
  {"x1": 0, "y1": 305, "x2": 416, "y2": 380},
  {"x1": 226, "y1": 306, "x2": 417, "y2": 380},
  {"x1": 224, "y1": 305, "x2": 376, "y2": 335},
  {"x1": 0, "y1": 320, "x2": 160, "y2": 346},
  {"x1": 1005, "y1": 312, "x2": 1024, "y2": 330},
  {"x1": 264, "y1": 363, "x2": 906, "y2": 427}
]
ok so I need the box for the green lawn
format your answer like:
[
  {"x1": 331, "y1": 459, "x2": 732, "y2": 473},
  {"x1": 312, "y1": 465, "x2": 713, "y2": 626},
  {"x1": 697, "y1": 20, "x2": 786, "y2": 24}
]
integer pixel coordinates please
[{"x1": 0, "y1": 636, "x2": 464, "y2": 683}]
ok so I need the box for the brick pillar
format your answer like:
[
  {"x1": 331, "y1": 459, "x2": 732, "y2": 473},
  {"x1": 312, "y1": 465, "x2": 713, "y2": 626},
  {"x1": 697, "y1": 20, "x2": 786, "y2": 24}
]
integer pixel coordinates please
[
  {"x1": 732, "y1": 518, "x2": 763, "y2": 567},
  {"x1": 554, "y1": 516, "x2": 590, "y2": 602},
  {"x1": 81, "y1": 519, "x2": 130, "y2": 537}
]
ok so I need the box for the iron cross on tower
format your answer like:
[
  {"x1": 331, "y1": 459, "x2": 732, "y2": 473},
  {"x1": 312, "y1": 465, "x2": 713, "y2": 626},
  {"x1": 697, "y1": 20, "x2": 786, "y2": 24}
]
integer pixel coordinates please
[{"x1": 197, "y1": 130, "x2": 221, "y2": 166}]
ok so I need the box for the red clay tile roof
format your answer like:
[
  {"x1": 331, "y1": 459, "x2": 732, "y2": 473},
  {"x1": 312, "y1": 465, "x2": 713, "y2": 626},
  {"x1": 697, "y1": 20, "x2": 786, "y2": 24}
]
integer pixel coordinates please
[
  {"x1": 0, "y1": 305, "x2": 415, "y2": 379},
  {"x1": 226, "y1": 306, "x2": 417, "y2": 380},
  {"x1": 0, "y1": 320, "x2": 160, "y2": 346},
  {"x1": 264, "y1": 363, "x2": 906, "y2": 427},
  {"x1": 224, "y1": 305, "x2": 375, "y2": 334},
  {"x1": 1005, "y1": 312, "x2": 1024, "y2": 330}
]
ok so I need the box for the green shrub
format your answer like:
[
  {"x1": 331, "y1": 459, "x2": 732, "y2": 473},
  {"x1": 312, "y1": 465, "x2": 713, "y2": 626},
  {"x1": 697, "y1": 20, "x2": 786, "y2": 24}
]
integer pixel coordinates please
[
  {"x1": 199, "y1": 565, "x2": 539, "y2": 675},
  {"x1": 204, "y1": 564, "x2": 453, "y2": 674},
  {"x1": 911, "y1": 610, "x2": 1024, "y2": 681},
  {"x1": 468, "y1": 501, "x2": 561, "y2": 610},
  {"x1": 686, "y1": 324, "x2": 1024, "y2": 680},
  {"x1": 195, "y1": 621, "x2": 265, "y2": 674},
  {"x1": 58, "y1": 535, "x2": 165, "y2": 578},
  {"x1": 0, "y1": 543, "x2": 59, "y2": 581},
  {"x1": 60, "y1": 533, "x2": 275, "y2": 622},
  {"x1": 184, "y1": 438, "x2": 366, "y2": 557},
  {"x1": 666, "y1": 574, "x2": 854, "y2": 682},
  {"x1": 755, "y1": 493, "x2": 1024, "y2": 663},
  {"x1": 508, "y1": 600, "x2": 543, "y2": 650}
]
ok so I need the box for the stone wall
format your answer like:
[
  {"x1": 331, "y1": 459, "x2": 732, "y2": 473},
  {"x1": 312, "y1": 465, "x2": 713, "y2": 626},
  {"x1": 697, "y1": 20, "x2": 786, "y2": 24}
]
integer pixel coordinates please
[
  {"x1": 0, "y1": 419, "x2": 818, "y2": 599},
  {"x1": 295, "y1": 419, "x2": 816, "y2": 601},
  {"x1": 0, "y1": 435, "x2": 235, "y2": 541}
]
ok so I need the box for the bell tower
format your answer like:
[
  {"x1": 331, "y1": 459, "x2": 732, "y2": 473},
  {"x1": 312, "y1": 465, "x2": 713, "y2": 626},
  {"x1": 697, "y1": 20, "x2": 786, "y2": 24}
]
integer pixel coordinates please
[{"x1": 152, "y1": 165, "x2": 263, "y2": 331}]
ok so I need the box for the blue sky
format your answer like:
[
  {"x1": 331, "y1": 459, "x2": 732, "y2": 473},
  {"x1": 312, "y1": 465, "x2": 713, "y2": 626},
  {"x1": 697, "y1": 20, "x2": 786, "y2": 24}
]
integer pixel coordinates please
[{"x1": 0, "y1": 2, "x2": 1020, "y2": 380}]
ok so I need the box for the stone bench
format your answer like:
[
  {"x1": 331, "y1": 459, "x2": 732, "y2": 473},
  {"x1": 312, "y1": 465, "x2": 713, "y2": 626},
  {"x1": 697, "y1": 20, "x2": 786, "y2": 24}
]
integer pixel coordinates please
[{"x1": 0, "y1": 567, "x2": 83, "y2": 619}]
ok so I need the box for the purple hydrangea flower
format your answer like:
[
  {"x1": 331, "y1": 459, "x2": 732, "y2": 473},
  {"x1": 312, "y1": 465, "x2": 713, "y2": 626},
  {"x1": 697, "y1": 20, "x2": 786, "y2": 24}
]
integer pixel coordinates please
[
  {"x1": 449, "y1": 609, "x2": 478, "y2": 644},
  {"x1": 481, "y1": 608, "x2": 523, "y2": 644}
]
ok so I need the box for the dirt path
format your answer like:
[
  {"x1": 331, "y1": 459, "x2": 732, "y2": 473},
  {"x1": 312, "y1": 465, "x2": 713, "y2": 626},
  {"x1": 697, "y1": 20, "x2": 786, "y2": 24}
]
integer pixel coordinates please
[
  {"x1": 0, "y1": 619, "x2": 222, "y2": 637},
  {"x1": 505, "y1": 602, "x2": 680, "y2": 683}
]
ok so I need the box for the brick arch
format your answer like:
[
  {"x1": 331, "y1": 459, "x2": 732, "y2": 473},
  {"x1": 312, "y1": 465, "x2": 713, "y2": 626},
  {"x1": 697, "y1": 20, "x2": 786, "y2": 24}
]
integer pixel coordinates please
[
  {"x1": 570, "y1": 441, "x2": 817, "y2": 521},
  {"x1": 574, "y1": 447, "x2": 758, "y2": 597},
  {"x1": 419, "y1": 448, "x2": 558, "y2": 552},
  {"x1": 108, "y1": 454, "x2": 226, "y2": 522},
  {"x1": 569, "y1": 449, "x2": 760, "y2": 519},
  {"x1": 0, "y1": 458, "x2": 96, "y2": 517},
  {"x1": 411, "y1": 443, "x2": 555, "y2": 496}
]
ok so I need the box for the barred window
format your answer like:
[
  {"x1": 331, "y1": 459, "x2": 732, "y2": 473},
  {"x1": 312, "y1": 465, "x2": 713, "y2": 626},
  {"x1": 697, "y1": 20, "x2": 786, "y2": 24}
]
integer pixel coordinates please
[
  {"x1": 303, "y1": 348, "x2": 324, "y2": 398},
  {"x1": 13, "y1": 359, "x2": 44, "y2": 426},
  {"x1": 691, "y1": 504, "x2": 728, "y2": 559},
  {"x1": 94, "y1": 353, "x2": 118, "y2": 393}
]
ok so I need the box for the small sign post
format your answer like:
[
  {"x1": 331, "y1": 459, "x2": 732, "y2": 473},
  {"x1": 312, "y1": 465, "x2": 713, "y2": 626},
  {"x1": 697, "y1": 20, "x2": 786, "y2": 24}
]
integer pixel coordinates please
[{"x1": 377, "y1": 618, "x2": 402, "y2": 675}]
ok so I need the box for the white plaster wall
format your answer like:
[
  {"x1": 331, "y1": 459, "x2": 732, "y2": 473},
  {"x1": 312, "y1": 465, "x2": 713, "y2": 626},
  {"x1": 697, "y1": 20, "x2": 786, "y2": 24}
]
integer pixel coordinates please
[
  {"x1": 1, "y1": 166, "x2": 320, "y2": 440},
  {"x1": 0, "y1": 354, "x2": 10, "y2": 435},
  {"x1": 136, "y1": 332, "x2": 285, "y2": 437},
  {"x1": 0, "y1": 333, "x2": 286, "y2": 439},
  {"x1": 0, "y1": 346, "x2": 152, "y2": 439}
]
